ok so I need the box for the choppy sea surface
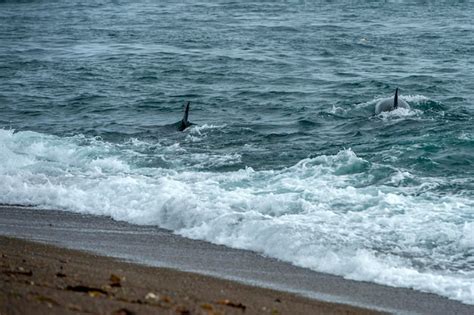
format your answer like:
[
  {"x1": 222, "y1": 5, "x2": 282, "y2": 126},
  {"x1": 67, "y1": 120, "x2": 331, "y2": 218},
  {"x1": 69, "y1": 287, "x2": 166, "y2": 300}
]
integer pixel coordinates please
[{"x1": 1, "y1": 0, "x2": 473, "y2": 304}]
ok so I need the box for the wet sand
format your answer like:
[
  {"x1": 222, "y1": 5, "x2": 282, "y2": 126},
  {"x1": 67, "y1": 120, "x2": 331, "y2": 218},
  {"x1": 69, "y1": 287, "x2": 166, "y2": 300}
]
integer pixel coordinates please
[
  {"x1": 0, "y1": 235, "x2": 379, "y2": 315},
  {"x1": 1, "y1": 205, "x2": 473, "y2": 314}
]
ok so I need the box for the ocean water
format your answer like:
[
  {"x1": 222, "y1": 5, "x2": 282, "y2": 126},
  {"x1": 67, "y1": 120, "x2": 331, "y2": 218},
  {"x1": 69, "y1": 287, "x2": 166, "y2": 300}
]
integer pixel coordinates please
[{"x1": 1, "y1": 0, "x2": 473, "y2": 304}]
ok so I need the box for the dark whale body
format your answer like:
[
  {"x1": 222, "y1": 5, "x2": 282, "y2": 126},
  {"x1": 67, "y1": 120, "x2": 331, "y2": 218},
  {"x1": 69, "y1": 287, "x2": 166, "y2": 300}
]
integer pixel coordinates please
[{"x1": 375, "y1": 88, "x2": 410, "y2": 114}]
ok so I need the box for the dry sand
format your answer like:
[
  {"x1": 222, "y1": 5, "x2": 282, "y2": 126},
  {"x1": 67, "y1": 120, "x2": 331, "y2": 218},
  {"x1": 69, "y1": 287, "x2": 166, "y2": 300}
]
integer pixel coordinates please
[{"x1": 0, "y1": 236, "x2": 379, "y2": 315}]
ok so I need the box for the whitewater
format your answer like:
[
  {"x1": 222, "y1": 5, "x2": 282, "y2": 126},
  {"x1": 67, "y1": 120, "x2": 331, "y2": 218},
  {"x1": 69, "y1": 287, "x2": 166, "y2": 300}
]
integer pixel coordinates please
[{"x1": 1, "y1": 127, "x2": 472, "y2": 304}]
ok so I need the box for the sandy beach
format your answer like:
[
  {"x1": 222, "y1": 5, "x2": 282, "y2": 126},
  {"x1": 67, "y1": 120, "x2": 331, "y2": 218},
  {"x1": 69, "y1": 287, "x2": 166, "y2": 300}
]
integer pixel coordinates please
[
  {"x1": 1, "y1": 205, "x2": 473, "y2": 315},
  {"x1": 0, "y1": 235, "x2": 379, "y2": 315}
]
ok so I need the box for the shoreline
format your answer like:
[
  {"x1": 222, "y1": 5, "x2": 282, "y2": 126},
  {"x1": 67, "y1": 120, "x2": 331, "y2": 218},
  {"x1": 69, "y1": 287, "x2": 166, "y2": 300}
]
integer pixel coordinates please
[
  {"x1": 1, "y1": 205, "x2": 473, "y2": 314},
  {"x1": 0, "y1": 235, "x2": 378, "y2": 315}
]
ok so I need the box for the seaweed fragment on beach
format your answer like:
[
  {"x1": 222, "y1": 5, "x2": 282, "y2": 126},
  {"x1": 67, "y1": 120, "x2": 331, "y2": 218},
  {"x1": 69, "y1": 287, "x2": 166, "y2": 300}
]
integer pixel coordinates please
[
  {"x1": 111, "y1": 308, "x2": 135, "y2": 315},
  {"x1": 109, "y1": 273, "x2": 123, "y2": 287},
  {"x1": 160, "y1": 295, "x2": 173, "y2": 304},
  {"x1": 34, "y1": 295, "x2": 59, "y2": 308},
  {"x1": 3, "y1": 268, "x2": 33, "y2": 276},
  {"x1": 217, "y1": 299, "x2": 246, "y2": 311},
  {"x1": 66, "y1": 285, "x2": 108, "y2": 296},
  {"x1": 175, "y1": 305, "x2": 191, "y2": 315},
  {"x1": 200, "y1": 303, "x2": 214, "y2": 311}
]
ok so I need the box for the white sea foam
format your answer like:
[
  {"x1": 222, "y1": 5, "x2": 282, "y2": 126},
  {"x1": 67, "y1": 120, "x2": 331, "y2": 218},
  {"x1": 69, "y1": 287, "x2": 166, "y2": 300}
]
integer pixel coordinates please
[
  {"x1": 377, "y1": 107, "x2": 424, "y2": 120},
  {"x1": 329, "y1": 104, "x2": 344, "y2": 114},
  {"x1": 189, "y1": 123, "x2": 227, "y2": 134},
  {"x1": 401, "y1": 94, "x2": 430, "y2": 103},
  {"x1": 0, "y1": 129, "x2": 473, "y2": 304},
  {"x1": 460, "y1": 223, "x2": 474, "y2": 249},
  {"x1": 370, "y1": 94, "x2": 428, "y2": 105},
  {"x1": 185, "y1": 124, "x2": 227, "y2": 142},
  {"x1": 458, "y1": 132, "x2": 473, "y2": 141}
]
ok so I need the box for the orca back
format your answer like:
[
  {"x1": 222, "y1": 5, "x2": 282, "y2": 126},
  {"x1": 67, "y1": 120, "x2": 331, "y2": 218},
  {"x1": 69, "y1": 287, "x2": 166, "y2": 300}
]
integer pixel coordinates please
[{"x1": 374, "y1": 88, "x2": 409, "y2": 114}]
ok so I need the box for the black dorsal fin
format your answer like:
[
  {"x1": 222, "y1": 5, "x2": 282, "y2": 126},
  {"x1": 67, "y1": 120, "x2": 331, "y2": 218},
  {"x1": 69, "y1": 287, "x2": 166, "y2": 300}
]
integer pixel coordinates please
[
  {"x1": 183, "y1": 101, "x2": 190, "y2": 125},
  {"x1": 394, "y1": 88, "x2": 399, "y2": 109},
  {"x1": 178, "y1": 101, "x2": 191, "y2": 131}
]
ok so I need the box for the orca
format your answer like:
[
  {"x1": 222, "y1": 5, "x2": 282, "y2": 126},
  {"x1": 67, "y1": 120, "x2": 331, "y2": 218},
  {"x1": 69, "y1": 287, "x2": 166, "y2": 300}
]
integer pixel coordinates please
[
  {"x1": 177, "y1": 101, "x2": 194, "y2": 131},
  {"x1": 374, "y1": 88, "x2": 410, "y2": 114}
]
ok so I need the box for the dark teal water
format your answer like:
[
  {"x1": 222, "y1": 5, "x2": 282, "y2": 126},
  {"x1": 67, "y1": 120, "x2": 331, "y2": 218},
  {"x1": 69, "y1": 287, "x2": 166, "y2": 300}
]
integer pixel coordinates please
[
  {"x1": 2, "y1": 1, "x2": 473, "y2": 172},
  {"x1": 1, "y1": 0, "x2": 473, "y2": 303}
]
